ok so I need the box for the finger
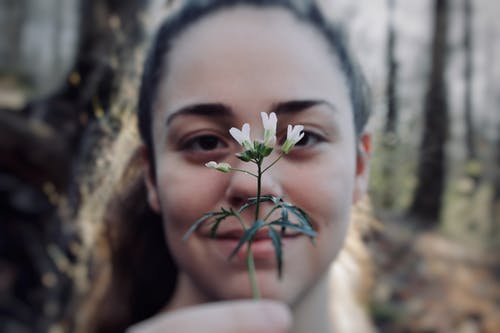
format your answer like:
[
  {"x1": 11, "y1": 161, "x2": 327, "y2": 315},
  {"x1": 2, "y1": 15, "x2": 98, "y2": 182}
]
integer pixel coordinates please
[{"x1": 127, "y1": 300, "x2": 291, "y2": 333}]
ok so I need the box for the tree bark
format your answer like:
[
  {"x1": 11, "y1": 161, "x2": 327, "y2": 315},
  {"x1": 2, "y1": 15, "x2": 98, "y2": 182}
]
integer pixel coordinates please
[
  {"x1": 492, "y1": 121, "x2": 500, "y2": 245},
  {"x1": 463, "y1": 0, "x2": 477, "y2": 164},
  {"x1": 0, "y1": 110, "x2": 70, "y2": 188},
  {"x1": 0, "y1": 0, "x2": 148, "y2": 332},
  {"x1": 409, "y1": 0, "x2": 449, "y2": 224},
  {"x1": 379, "y1": 0, "x2": 399, "y2": 208},
  {"x1": 385, "y1": 0, "x2": 398, "y2": 138}
]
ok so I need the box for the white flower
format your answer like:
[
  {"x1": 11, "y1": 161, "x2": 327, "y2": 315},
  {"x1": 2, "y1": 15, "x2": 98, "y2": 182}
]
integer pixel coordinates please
[
  {"x1": 287, "y1": 124, "x2": 305, "y2": 144},
  {"x1": 281, "y1": 124, "x2": 304, "y2": 154},
  {"x1": 205, "y1": 161, "x2": 231, "y2": 173},
  {"x1": 229, "y1": 123, "x2": 253, "y2": 151},
  {"x1": 261, "y1": 112, "x2": 277, "y2": 148},
  {"x1": 205, "y1": 161, "x2": 218, "y2": 168}
]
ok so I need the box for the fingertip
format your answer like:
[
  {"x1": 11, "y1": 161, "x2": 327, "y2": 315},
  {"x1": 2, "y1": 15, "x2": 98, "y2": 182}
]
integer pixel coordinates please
[{"x1": 258, "y1": 300, "x2": 292, "y2": 332}]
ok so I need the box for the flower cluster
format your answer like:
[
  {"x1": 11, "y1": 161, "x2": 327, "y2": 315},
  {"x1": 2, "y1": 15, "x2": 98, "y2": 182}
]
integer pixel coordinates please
[{"x1": 206, "y1": 112, "x2": 305, "y2": 170}]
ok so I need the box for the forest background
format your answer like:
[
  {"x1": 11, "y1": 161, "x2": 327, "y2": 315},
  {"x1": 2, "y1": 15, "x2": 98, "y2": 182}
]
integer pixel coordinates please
[{"x1": 0, "y1": 0, "x2": 499, "y2": 332}]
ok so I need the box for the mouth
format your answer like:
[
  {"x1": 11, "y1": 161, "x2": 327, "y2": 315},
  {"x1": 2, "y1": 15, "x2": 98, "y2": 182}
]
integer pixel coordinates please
[
  {"x1": 202, "y1": 226, "x2": 304, "y2": 261},
  {"x1": 209, "y1": 227, "x2": 301, "y2": 240}
]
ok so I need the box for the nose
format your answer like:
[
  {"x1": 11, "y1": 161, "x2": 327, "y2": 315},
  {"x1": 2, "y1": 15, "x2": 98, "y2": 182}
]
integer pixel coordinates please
[{"x1": 225, "y1": 159, "x2": 283, "y2": 211}]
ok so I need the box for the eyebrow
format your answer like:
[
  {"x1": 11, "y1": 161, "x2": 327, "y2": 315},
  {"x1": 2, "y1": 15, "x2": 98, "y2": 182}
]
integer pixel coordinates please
[
  {"x1": 166, "y1": 103, "x2": 232, "y2": 126},
  {"x1": 272, "y1": 99, "x2": 336, "y2": 115},
  {"x1": 165, "y1": 99, "x2": 336, "y2": 126}
]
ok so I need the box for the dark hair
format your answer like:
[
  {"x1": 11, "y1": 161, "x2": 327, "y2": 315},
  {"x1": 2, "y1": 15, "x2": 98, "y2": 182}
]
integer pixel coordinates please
[
  {"x1": 75, "y1": 150, "x2": 178, "y2": 333},
  {"x1": 138, "y1": 0, "x2": 371, "y2": 155},
  {"x1": 83, "y1": 1, "x2": 371, "y2": 332}
]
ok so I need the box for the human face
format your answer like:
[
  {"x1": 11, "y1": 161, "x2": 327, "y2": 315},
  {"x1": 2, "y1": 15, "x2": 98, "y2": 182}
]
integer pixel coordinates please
[{"x1": 145, "y1": 7, "x2": 370, "y2": 306}]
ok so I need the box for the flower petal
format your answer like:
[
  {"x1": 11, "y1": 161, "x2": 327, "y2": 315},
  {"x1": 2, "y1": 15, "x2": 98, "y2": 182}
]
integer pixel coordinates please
[
  {"x1": 282, "y1": 124, "x2": 304, "y2": 153},
  {"x1": 230, "y1": 123, "x2": 252, "y2": 150},
  {"x1": 241, "y1": 123, "x2": 251, "y2": 142},
  {"x1": 229, "y1": 127, "x2": 244, "y2": 145},
  {"x1": 261, "y1": 112, "x2": 269, "y2": 128},
  {"x1": 261, "y1": 112, "x2": 277, "y2": 148}
]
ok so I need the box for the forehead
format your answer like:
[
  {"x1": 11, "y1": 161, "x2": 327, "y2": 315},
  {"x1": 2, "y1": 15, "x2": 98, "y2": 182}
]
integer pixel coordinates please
[{"x1": 157, "y1": 6, "x2": 350, "y2": 117}]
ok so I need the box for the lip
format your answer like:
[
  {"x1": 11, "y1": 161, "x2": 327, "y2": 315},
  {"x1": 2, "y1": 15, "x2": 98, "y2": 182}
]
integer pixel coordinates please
[
  {"x1": 203, "y1": 227, "x2": 303, "y2": 261},
  {"x1": 204, "y1": 227, "x2": 301, "y2": 240}
]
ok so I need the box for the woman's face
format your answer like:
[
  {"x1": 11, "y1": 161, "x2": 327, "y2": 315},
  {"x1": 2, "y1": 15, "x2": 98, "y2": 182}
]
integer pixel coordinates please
[{"x1": 145, "y1": 7, "x2": 370, "y2": 306}]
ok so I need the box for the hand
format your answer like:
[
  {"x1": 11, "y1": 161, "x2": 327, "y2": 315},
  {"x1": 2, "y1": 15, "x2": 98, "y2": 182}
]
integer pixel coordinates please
[{"x1": 126, "y1": 300, "x2": 291, "y2": 333}]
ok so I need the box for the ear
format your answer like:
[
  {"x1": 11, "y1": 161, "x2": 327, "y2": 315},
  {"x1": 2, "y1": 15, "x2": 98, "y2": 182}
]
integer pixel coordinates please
[
  {"x1": 353, "y1": 132, "x2": 372, "y2": 204},
  {"x1": 141, "y1": 145, "x2": 161, "y2": 213}
]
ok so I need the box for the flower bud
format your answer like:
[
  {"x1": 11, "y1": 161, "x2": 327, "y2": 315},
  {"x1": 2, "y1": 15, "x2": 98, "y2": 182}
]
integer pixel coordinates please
[{"x1": 205, "y1": 161, "x2": 232, "y2": 173}]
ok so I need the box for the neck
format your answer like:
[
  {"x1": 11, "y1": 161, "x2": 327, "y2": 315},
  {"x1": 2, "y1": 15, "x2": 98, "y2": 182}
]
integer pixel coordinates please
[
  {"x1": 290, "y1": 272, "x2": 334, "y2": 333},
  {"x1": 163, "y1": 273, "x2": 209, "y2": 312}
]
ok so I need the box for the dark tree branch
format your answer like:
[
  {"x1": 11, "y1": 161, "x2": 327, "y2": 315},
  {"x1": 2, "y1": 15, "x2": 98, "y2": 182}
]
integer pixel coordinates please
[
  {"x1": 0, "y1": 110, "x2": 70, "y2": 189},
  {"x1": 1, "y1": 1, "x2": 149, "y2": 332}
]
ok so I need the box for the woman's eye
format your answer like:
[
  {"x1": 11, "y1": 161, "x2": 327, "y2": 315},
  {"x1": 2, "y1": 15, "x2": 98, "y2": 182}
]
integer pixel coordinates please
[
  {"x1": 293, "y1": 131, "x2": 323, "y2": 147},
  {"x1": 182, "y1": 135, "x2": 226, "y2": 151}
]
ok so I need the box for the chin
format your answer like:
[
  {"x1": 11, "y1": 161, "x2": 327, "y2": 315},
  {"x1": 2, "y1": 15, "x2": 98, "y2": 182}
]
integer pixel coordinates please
[
  {"x1": 201, "y1": 269, "x2": 289, "y2": 302},
  {"x1": 214, "y1": 269, "x2": 300, "y2": 304}
]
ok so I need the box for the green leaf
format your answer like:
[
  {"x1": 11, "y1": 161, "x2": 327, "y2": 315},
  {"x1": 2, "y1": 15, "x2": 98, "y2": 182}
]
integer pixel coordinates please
[
  {"x1": 262, "y1": 146, "x2": 273, "y2": 157},
  {"x1": 210, "y1": 215, "x2": 229, "y2": 238},
  {"x1": 269, "y1": 220, "x2": 316, "y2": 238},
  {"x1": 288, "y1": 205, "x2": 313, "y2": 229},
  {"x1": 281, "y1": 204, "x2": 288, "y2": 222},
  {"x1": 236, "y1": 152, "x2": 252, "y2": 162},
  {"x1": 247, "y1": 149, "x2": 258, "y2": 161},
  {"x1": 238, "y1": 197, "x2": 258, "y2": 214},
  {"x1": 268, "y1": 226, "x2": 283, "y2": 279},
  {"x1": 238, "y1": 196, "x2": 274, "y2": 214},
  {"x1": 228, "y1": 220, "x2": 265, "y2": 260},
  {"x1": 270, "y1": 196, "x2": 282, "y2": 205},
  {"x1": 183, "y1": 211, "x2": 224, "y2": 241},
  {"x1": 248, "y1": 195, "x2": 275, "y2": 203},
  {"x1": 254, "y1": 141, "x2": 264, "y2": 152}
]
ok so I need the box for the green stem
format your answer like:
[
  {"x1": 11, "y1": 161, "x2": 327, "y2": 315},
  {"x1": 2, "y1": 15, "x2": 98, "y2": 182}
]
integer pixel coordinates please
[
  {"x1": 255, "y1": 160, "x2": 262, "y2": 221},
  {"x1": 263, "y1": 205, "x2": 280, "y2": 222},
  {"x1": 247, "y1": 240, "x2": 260, "y2": 299},
  {"x1": 232, "y1": 212, "x2": 246, "y2": 231},
  {"x1": 262, "y1": 154, "x2": 284, "y2": 174},
  {"x1": 229, "y1": 168, "x2": 258, "y2": 178},
  {"x1": 247, "y1": 160, "x2": 262, "y2": 299}
]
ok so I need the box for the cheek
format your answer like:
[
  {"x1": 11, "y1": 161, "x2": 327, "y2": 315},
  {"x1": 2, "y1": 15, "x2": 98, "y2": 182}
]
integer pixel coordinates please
[
  {"x1": 286, "y1": 151, "x2": 357, "y2": 226},
  {"x1": 154, "y1": 158, "x2": 228, "y2": 232},
  {"x1": 283, "y1": 149, "x2": 356, "y2": 265}
]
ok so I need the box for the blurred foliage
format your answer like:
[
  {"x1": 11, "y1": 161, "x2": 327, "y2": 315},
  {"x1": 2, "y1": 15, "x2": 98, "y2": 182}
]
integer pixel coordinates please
[{"x1": 369, "y1": 130, "x2": 418, "y2": 213}]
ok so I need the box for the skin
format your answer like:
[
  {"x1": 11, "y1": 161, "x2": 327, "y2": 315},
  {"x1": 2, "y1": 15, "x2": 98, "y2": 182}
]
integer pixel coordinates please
[
  {"x1": 127, "y1": 300, "x2": 291, "y2": 333},
  {"x1": 143, "y1": 6, "x2": 370, "y2": 333}
]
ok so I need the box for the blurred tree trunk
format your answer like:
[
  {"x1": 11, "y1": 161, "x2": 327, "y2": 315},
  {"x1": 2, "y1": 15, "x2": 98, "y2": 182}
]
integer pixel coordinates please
[
  {"x1": 462, "y1": 0, "x2": 482, "y2": 191},
  {"x1": 0, "y1": 0, "x2": 148, "y2": 332},
  {"x1": 384, "y1": 0, "x2": 398, "y2": 138},
  {"x1": 463, "y1": 0, "x2": 475, "y2": 163},
  {"x1": 409, "y1": 0, "x2": 449, "y2": 224},
  {"x1": 0, "y1": 0, "x2": 25, "y2": 75},
  {"x1": 380, "y1": 0, "x2": 399, "y2": 208},
  {"x1": 492, "y1": 122, "x2": 500, "y2": 245},
  {"x1": 0, "y1": 0, "x2": 146, "y2": 192}
]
